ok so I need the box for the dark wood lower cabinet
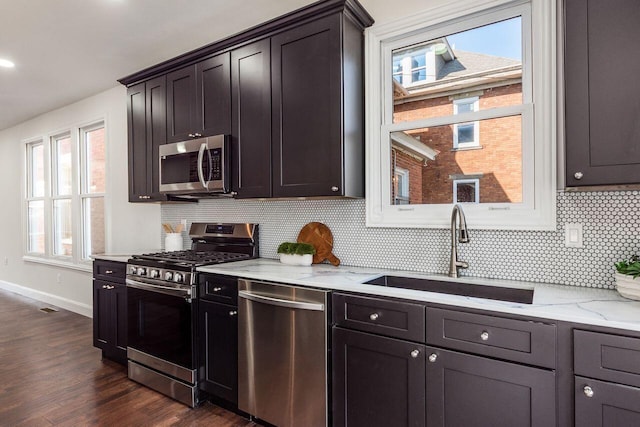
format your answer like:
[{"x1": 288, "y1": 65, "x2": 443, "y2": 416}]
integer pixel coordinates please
[
  {"x1": 199, "y1": 299, "x2": 238, "y2": 404},
  {"x1": 425, "y1": 346, "x2": 556, "y2": 427},
  {"x1": 93, "y1": 279, "x2": 127, "y2": 365},
  {"x1": 332, "y1": 326, "x2": 426, "y2": 427},
  {"x1": 575, "y1": 376, "x2": 640, "y2": 426}
]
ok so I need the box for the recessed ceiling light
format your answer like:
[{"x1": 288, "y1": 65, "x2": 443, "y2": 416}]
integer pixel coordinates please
[{"x1": 0, "y1": 58, "x2": 15, "y2": 68}]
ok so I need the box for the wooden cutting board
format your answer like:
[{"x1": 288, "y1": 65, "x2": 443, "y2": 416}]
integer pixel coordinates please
[{"x1": 297, "y1": 222, "x2": 340, "y2": 266}]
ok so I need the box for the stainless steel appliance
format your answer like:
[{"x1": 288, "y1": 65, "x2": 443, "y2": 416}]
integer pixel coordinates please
[
  {"x1": 238, "y1": 279, "x2": 330, "y2": 427},
  {"x1": 159, "y1": 134, "x2": 230, "y2": 196},
  {"x1": 126, "y1": 223, "x2": 258, "y2": 407}
]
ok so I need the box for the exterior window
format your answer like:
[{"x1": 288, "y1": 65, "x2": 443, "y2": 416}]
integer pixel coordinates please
[
  {"x1": 453, "y1": 97, "x2": 479, "y2": 149},
  {"x1": 366, "y1": 0, "x2": 556, "y2": 230},
  {"x1": 24, "y1": 121, "x2": 107, "y2": 265},
  {"x1": 26, "y1": 141, "x2": 45, "y2": 254},
  {"x1": 453, "y1": 179, "x2": 480, "y2": 203},
  {"x1": 393, "y1": 167, "x2": 410, "y2": 205}
]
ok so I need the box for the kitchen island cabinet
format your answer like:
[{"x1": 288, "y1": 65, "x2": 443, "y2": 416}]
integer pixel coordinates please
[
  {"x1": 564, "y1": 0, "x2": 640, "y2": 187},
  {"x1": 92, "y1": 260, "x2": 127, "y2": 365}
]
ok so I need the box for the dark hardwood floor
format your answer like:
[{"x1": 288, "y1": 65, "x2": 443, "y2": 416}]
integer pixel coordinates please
[{"x1": 0, "y1": 289, "x2": 257, "y2": 426}]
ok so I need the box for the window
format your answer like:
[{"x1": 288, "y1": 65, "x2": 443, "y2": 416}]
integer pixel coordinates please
[
  {"x1": 453, "y1": 178, "x2": 480, "y2": 203},
  {"x1": 393, "y1": 167, "x2": 410, "y2": 204},
  {"x1": 453, "y1": 97, "x2": 479, "y2": 149},
  {"x1": 24, "y1": 121, "x2": 106, "y2": 266},
  {"x1": 365, "y1": 0, "x2": 556, "y2": 230}
]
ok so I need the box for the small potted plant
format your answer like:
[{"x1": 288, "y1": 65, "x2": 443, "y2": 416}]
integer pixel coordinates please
[
  {"x1": 614, "y1": 255, "x2": 640, "y2": 300},
  {"x1": 277, "y1": 242, "x2": 316, "y2": 266}
]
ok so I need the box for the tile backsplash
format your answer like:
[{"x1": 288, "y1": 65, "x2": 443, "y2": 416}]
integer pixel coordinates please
[{"x1": 162, "y1": 190, "x2": 640, "y2": 289}]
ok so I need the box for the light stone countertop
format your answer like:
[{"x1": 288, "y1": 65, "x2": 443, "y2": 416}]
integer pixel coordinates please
[{"x1": 198, "y1": 258, "x2": 640, "y2": 333}]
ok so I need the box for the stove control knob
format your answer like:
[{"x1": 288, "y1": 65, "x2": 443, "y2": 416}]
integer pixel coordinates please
[
  {"x1": 137, "y1": 267, "x2": 147, "y2": 276},
  {"x1": 129, "y1": 265, "x2": 137, "y2": 275},
  {"x1": 149, "y1": 269, "x2": 160, "y2": 279},
  {"x1": 164, "y1": 271, "x2": 173, "y2": 281},
  {"x1": 174, "y1": 273, "x2": 183, "y2": 283}
]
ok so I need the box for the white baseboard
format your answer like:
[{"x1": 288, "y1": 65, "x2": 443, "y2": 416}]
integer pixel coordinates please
[{"x1": 0, "y1": 280, "x2": 92, "y2": 318}]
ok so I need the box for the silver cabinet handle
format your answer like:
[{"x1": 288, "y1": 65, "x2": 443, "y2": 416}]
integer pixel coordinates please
[
  {"x1": 229, "y1": 310, "x2": 238, "y2": 316},
  {"x1": 428, "y1": 353, "x2": 437, "y2": 363},
  {"x1": 574, "y1": 172, "x2": 583, "y2": 180},
  {"x1": 480, "y1": 331, "x2": 489, "y2": 341},
  {"x1": 105, "y1": 270, "x2": 113, "y2": 274},
  {"x1": 194, "y1": 133, "x2": 202, "y2": 137},
  {"x1": 213, "y1": 287, "x2": 222, "y2": 292},
  {"x1": 583, "y1": 385, "x2": 594, "y2": 398},
  {"x1": 410, "y1": 349, "x2": 420, "y2": 358},
  {"x1": 369, "y1": 313, "x2": 379, "y2": 321},
  {"x1": 331, "y1": 186, "x2": 339, "y2": 192}
]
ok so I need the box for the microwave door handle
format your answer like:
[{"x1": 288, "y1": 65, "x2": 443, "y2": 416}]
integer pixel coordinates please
[{"x1": 197, "y1": 141, "x2": 208, "y2": 189}]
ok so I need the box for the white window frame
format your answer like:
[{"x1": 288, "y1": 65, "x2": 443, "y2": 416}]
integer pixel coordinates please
[
  {"x1": 394, "y1": 166, "x2": 410, "y2": 204},
  {"x1": 51, "y1": 131, "x2": 74, "y2": 259},
  {"x1": 80, "y1": 122, "x2": 106, "y2": 260},
  {"x1": 23, "y1": 119, "x2": 107, "y2": 270},
  {"x1": 453, "y1": 178, "x2": 480, "y2": 203},
  {"x1": 453, "y1": 97, "x2": 480, "y2": 149},
  {"x1": 25, "y1": 140, "x2": 46, "y2": 255},
  {"x1": 365, "y1": 0, "x2": 556, "y2": 230}
]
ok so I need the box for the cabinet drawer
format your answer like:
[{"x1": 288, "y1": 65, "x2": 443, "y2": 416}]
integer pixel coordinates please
[
  {"x1": 426, "y1": 307, "x2": 556, "y2": 369},
  {"x1": 199, "y1": 273, "x2": 238, "y2": 305},
  {"x1": 93, "y1": 260, "x2": 126, "y2": 283},
  {"x1": 574, "y1": 330, "x2": 640, "y2": 388},
  {"x1": 333, "y1": 293, "x2": 425, "y2": 342}
]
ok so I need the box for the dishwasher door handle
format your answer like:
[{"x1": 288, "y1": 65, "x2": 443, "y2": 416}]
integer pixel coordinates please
[{"x1": 238, "y1": 290, "x2": 325, "y2": 311}]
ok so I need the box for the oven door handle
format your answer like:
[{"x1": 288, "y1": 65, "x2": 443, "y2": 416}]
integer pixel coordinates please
[{"x1": 126, "y1": 279, "x2": 192, "y2": 300}]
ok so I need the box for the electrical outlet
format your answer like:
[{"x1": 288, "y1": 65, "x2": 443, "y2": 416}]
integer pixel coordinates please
[{"x1": 565, "y1": 223, "x2": 584, "y2": 248}]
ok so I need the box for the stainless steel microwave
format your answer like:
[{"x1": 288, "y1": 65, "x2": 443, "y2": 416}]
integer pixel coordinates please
[{"x1": 159, "y1": 135, "x2": 230, "y2": 195}]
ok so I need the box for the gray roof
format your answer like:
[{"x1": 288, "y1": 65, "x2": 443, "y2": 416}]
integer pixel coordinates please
[{"x1": 437, "y1": 50, "x2": 521, "y2": 80}]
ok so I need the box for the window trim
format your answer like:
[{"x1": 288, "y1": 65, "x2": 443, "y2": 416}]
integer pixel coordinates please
[
  {"x1": 453, "y1": 178, "x2": 480, "y2": 203},
  {"x1": 453, "y1": 97, "x2": 480, "y2": 149},
  {"x1": 394, "y1": 166, "x2": 410, "y2": 204},
  {"x1": 22, "y1": 119, "x2": 107, "y2": 268},
  {"x1": 365, "y1": 0, "x2": 556, "y2": 230}
]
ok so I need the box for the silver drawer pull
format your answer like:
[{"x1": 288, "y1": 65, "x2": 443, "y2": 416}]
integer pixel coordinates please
[
  {"x1": 229, "y1": 310, "x2": 238, "y2": 316},
  {"x1": 410, "y1": 349, "x2": 420, "y2": 358},
  {"x1": 574, "y1": 172, "x2": 584, "y2": 180},
  {"x1": 105, "y1": 270, "x2": 113, "y2": 274},
  {"x1": 480, "y1": 331, "x2": 489, "y2": 341},
  {"x1": 213, "y1": 287, "x2": 222, "y2": 292},
  {"x1": 369, "y1": 313, "x2": 379, "y2": 321},
  {"x1": 583, "y1": 385, "x2": 594, "y2": 398},
  {"x1": 428, "y1": 353, "x2": 437, "y2": 363}
]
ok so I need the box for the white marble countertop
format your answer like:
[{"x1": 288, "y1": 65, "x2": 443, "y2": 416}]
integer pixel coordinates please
[{"x1": 198, "y1": 258, "x2": 640, "y2": 333}]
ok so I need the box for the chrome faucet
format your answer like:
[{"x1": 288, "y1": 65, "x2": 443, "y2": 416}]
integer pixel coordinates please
[{"x1": 448, "y1": 204, "x2": 470, "y2": 278}]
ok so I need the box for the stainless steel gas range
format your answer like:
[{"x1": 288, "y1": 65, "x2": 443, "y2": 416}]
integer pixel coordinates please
[{"x1": 125, "y1": 222, "x2": 258, "y2": 407}]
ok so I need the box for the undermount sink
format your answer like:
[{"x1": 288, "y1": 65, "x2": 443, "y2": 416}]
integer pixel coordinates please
[{"x1": 363, "y1": 275, "x2": 534, "y2": 304}]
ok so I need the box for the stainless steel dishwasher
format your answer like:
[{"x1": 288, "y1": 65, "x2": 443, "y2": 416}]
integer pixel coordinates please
[{"x1": 238, "y1": 279, "x2": 329, "y2": 427}]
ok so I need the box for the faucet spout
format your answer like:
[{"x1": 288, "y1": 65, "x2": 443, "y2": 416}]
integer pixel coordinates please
[{"x1": 449, "y1": 204, "x2": 470, "y2": 277}]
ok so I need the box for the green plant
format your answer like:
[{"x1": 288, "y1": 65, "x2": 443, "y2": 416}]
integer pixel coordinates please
[
  {"x1": 615, "y1": 255, "x2": 640, "y2": 278},
  {"x1": 277, "y1": 242, "x2": 316, "y2": 255}
]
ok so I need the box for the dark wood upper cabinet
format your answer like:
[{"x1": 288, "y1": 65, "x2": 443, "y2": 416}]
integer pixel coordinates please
[
  {"x1": 231, "y1": 40, "x2": 272, "y2": 198},
  {"x1": 564, "y1": 0, "x2": 640, "y2": 187},
  {"x1": 126, "y1": 76, "x2": 167, "y2": 202},
  {"x1": 166, "y1": 53, "x2": 231, "y2": 143},
  {"x1": 271, "y1": 14, "x2": 346, "y2": 198}
]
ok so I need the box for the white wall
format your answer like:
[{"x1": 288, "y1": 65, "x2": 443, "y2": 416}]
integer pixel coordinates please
[{"x1": 0, "y1": 86, "x2": 160, "y2": 316}]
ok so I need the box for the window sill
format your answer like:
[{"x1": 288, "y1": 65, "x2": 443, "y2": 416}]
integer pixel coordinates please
[
  {"x1": 451, "y1": 145, "x2": 483, "y2": 152},
  {"x1": 23, "y1": 255, "x2": 93, "y2": 273}
]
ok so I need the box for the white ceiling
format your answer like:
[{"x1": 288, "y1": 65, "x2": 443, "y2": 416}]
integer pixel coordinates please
[{"x1": 0, "y1": 0, "x2": 320, "y2": 131}]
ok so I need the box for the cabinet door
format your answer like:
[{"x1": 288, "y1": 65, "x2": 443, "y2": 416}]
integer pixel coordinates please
[
  {"x1": 332, "y1": 327, "x2": 426, "y2": 427},
  {"x1": 231, "y1": 39, "x2": 272, "y2": 198},
  {"x1": 426, "y1": 346, "x2": 556, "y2": 427},
  {"x1": 575, "y1": 376, "x2": 640, "y2": 426},
  {"x1": 271, "y1": 14, "x2": 343, "y2": 197},
  {"x1": 199, "y1": 299, "x2": 238, "y2": 404},
  {"x1": 113, "y1": 282, "x2": 128, "y2": 358},
  {"x1": 166, "y1": 65, "x2": 197, "y2": 143},
  {"x1": 127, "y1": 77, "x2": 166, "y2": 202},
  {"x1": 196, "y1": 53, "x2": 231, "y2": 137},
  {"x1": 565, "y1": 0, "x2": 640, "y2": 186},
  {"x1": 93, "y1": 280, "x2": 113, "y2": 350},
  {"x1": 127, "y1": 82, "x2": 152, "y2": 201}
]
